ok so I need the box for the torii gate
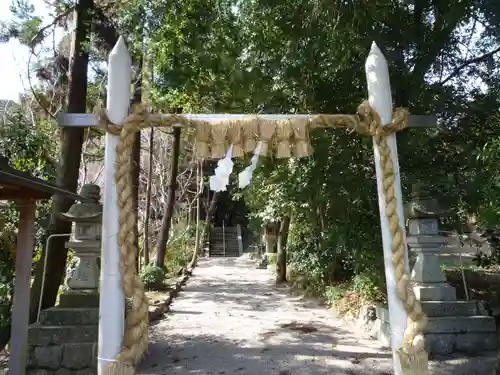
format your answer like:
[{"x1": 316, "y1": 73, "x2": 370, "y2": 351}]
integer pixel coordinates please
[{"x1": 58, "y1": 37, "x2": 437, "y2": 375}]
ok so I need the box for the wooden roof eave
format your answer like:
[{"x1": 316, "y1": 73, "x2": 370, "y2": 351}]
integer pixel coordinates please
[{"x1": 0, "y1": 168, "x2": 89, "y2": 202}]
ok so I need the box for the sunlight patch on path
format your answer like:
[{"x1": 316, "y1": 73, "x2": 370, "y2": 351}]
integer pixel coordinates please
[{"x1": 138, "y1": 256, "x2": 392, "y2": 375}]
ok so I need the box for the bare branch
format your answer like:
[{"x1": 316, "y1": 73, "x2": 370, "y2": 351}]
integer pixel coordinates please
[
  {"x1": 30, "y1": 7, "x2": 73, "y2": 48},
  {"x1": 440, "y1": 46, "x2": 500, "y2": 85}
]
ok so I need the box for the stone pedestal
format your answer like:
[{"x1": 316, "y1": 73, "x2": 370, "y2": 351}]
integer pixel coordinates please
[
  {"x1": 26, "y1": 185, "x2": 102, "y2": 375},
  {"x1": 405, "y1": 189, "x2": 497, "y2": 355},
  {"x1": 60, "y1": 239, "x2": 100, "y2": 309},
  {"x1": 65, "y1": 241, "x2": 100, "y2": 291},
  {"x1": 371, "y1": 183, "x2": 498, "y2": 355},
  {"x1": 408, "y1": 227, "x2": 457, "y2": 302},
  {"x1": 262, "y1": 223, "x2": 278, "y2": 271}
]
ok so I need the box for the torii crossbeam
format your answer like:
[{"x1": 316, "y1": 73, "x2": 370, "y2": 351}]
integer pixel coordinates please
[
  {"x1": 58, "y1": 112, "x2": 436, "y2": 128},
  {"x1": 57, "y1": 36, "x2": 437, "y2": 375}
]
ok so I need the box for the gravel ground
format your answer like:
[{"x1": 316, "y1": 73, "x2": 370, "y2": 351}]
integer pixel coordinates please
[
  {"x1": 138, "y1": 255, "x2": 499, "y2": 375},
  {"x1": 0, "y1": 255, "x2": 494, "y2": 375},
  {"x1": 138, "y1": 255, "x2": 388, "y2": 375}
]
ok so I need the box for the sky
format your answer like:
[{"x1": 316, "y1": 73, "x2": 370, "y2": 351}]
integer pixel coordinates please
[{"x1": 0, "y1": 0, "x2": 60, "y2": 102}]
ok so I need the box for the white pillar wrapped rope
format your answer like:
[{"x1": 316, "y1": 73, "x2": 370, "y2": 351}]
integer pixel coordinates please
[
  {"x1": 365, "y1": 42, "x2": 409, "y2": 375},
  {"x1": 98, "y1": 36, "x2": 131, "y2": 375}
]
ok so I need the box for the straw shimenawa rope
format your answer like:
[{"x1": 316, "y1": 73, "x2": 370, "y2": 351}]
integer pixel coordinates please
[
  {"x1": 96, "y1": 101, "x2": 428, "y2": 375},
  {"x1": 355, "y1": 102, "x2": 429, "y2": 375},
  {"x1": 275, "y1": 119, "x2": 293, "y2": 158}
]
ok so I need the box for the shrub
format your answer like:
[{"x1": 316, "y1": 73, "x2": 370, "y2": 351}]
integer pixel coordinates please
[
  {"x1": 323, "y1": 285, "x2": 345, "y2": 306},
  {"x1": 351, "y1": 271, "x2": 386, "y2": 303},
  {"x1": 0, "y1": 237, "x2": 14, "y2": 330},
  {"x1": 164, "y1": 227, "x2": 195, "y2": 274},
  {"x1": 266, "y1": 253, "x2": 277, "y2": 264},
  {"x1": 139, "y1": 265, "x2": 165, "y2": 290}
]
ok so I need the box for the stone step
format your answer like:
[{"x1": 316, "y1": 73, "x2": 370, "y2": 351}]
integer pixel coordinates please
[
  {"x1": 27, "y1": 342, "x2": 97, "y2": 371},
  {"x1": 210, "y1": 238, "x2": 239, "y2": 242},
  {"x1": 420, "y1": 301, "x2": 478, "y2": 317},
  {"x1": 209, "y1": 248, "x2": 239, "y2": 253},
  {"x1": 59, "y1": 293, "x2": 99, "y2": 308},
  {"x1": 209, "y1": 250, "x2": 240, "y2": 255},
  {"x1": 209, "y1": 253, "x2": 240, "y2": 257},
  {"x1": 39, "y1": 308, "x2": 99, "y2": 326},
  {"x1": 425, "y1": 332, "x2": 498, "y2": 355},
  {"x1": 28, "y1": 324, "x2": 98, "y2": 345},
  {"x1": 414, "y1": 283, "x2": 457, "y2": 301},
  {"x1": 210, "y1": 246, "x2": 240, "y2": 250},
  {"x1": 425, "y1": 316, "x2": 496, "y2": 334}
]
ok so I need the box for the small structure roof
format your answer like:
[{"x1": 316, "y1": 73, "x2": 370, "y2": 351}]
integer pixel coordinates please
[{"x1": 0, "y1": 156, "x2": 86, "y2": 201}]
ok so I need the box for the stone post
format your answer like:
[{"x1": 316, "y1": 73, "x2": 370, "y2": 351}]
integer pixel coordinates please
[{"x1": 59, "y1": 184, "x2": 103, "y2": 307}]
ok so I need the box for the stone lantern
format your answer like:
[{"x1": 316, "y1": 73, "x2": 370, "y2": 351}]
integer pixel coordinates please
[
  {"x1": 256, "y1": 222, "x2": 279, "y2": 270},
  {"x1": 59, "y1": 184, "x2": 102, "y2": 307},
  {"x1": 263, "y1": 222, "x2": 280, "y2": 255},
  {"x1": 402, "y1": 183, "x2": 498, "y2": 355},
  {"x1": 404, "y1": 182, "x2": 454, "y2": 300}
]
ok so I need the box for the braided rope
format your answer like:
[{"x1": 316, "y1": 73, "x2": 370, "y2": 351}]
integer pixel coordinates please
[
  {"x1": 356, "y1": 102, "x2": 429, "y2": 375},
  {"x1": 101, "y1": 105, "x2": 151, "y2": 375},
  {"x1": 96, "y1": 100, "x2": 428, "y2": 375}
]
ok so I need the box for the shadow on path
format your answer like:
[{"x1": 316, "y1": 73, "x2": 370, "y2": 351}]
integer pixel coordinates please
[{"x1": 139, "y1": 256, "x2": 496, "y2": 375}]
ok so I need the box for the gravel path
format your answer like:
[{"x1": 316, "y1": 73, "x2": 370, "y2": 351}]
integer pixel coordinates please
[
  {"x1": 138, "y1": 256, "x2": 393, "y2": 375},
  {"x1": 138, "y1": 255, "x2": 498, "y2": 375}
]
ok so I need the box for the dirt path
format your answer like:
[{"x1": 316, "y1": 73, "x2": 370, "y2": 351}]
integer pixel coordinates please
[{"x1": 138, "y1": 256, "x2": 393, "y2": 375}]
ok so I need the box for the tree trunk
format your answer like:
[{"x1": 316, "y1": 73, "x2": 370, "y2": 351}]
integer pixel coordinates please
[
  {"x1": 132, "y1": 54, "x2": 142, "y2": 271},
  {"x1": 206, "y1": 192, "x2": 218, "y2": 227},
  {"x1": 29, "y1": 0, "x2": 92, "y2": 324},
  {"x1": 202, "y1": 191, "x2": 219, "y2": 255},
  {"x1": 143, "y1": 127, "x2": 154, "y2": 265},
  {"x1": 0, "y1": 326, "x2": 10, "y2": 353},
  {"x1": 276, "y1": 216, "x2": 290, "y2": 284},
  {"x1": 155, "y1": 126, "x2": 181, "y2": 268},
  {"x1": 190, "y1": 160, "x2": 204, "y2": 266}
]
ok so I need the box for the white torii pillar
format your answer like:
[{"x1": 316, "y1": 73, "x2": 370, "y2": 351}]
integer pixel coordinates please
[
  {"x1": 98, "y1": 36, "x2": 131, "y2": 375},
  {"x1": 366, "y1": 42, "x2": 409, "y2": 375}
]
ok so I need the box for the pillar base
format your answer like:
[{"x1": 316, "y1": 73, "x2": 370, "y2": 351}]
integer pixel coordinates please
[
  {"x1": 413, "y1": 283, "x2": 456, "y2": 301},
  {"x1": 59, "y1": 291, "x2": 99, "y2": 308}
]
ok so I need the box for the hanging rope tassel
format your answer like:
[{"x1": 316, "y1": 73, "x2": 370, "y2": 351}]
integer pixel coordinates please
[
  {"x1": 209, "y1": 145, "x2": 234, "y2": 192},
  {"x1": 238, "y1": 141, "x2": 264, "y2": 189}
]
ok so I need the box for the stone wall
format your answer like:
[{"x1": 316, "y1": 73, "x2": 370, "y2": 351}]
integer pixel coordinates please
[{"x1": 27, "y1": 343, "x2": 97, "y2": 375}]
